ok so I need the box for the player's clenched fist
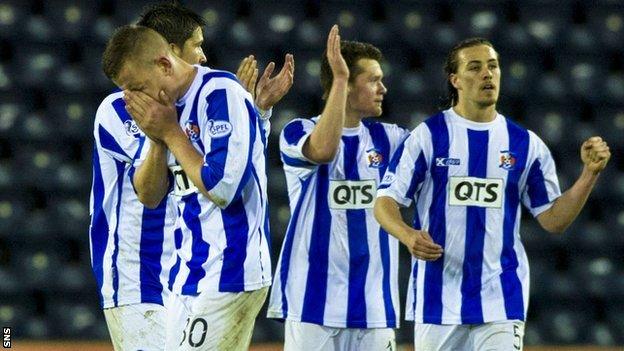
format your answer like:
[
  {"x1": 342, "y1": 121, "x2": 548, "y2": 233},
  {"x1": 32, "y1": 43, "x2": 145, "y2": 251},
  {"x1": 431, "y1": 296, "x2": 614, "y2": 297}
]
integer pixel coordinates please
[
  {"x1": 402, "y1": 228, "x2": 444, "y2": 261},
  {"x1": 581, "y1": 136, "x2": 611, "y2": 174}
]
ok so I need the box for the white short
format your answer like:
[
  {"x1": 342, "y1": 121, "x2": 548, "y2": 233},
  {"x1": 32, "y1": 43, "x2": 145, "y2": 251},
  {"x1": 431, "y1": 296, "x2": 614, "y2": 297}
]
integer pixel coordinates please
[
  {"x1": 165, "y1": 287, "x2": 269, "y2": 351},
  {"x1": 284, "y1": 320, "x2": 396, "y2": 351},
  {"x1": 103, "y1": 303, "x2": 167, "y2": 351},
  {"x1": 414, "y1": 320, "x2": 525, "y2": 351}
]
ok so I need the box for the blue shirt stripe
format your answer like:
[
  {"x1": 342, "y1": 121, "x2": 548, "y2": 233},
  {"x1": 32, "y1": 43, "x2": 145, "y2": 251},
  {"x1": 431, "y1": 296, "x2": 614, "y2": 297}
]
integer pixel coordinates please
[
  {"x1": 139, "y1": 197, "x2": 167, "y2": 305},
  {"x1": 111, "y1": 160, "x2": 125, "y2": 306},
  {"x1": 301, "y1": 165, "x2": 331, "y2": 324},
  {"x1": 279, "y1": 176, "x2": 314, "y2": 318},
  {"x1": 283, "y1": 120, "x2": 307, "y2": 146},
  {"x1": 423, "y1": 113, "x2": 448, "y2": 324},
  {"x1": 98, "y1": 125, "x2": 130, "y2": 160},
  {"x1": 364, "y1": 122, "x2": 397, "y2": 327},
  {"x1": 219, "y1": 196, "x2": 250, "y2": 291},
  {"x1": 526, "y1": 159, "x2": 550, "y2": 208},
  {"x1": 501, "y1": 120, "x2": 529, "y2": 320},
  {"x1": 181, "y1": 194, "x2": 210, "y2": 295},
  {"x1": 461, "y1": 129, "x2": 489, "y2": 324},
  {"x1": 200, "y1": 89, "x2": 229, "y2": 191},
  {"x1": 342, "y1": 135, "x2": 370, "y2": 328},
  {"x1": 89, "y1": 146, "x2": 109, "y2": 307},
  {"x1": 281, "y1": 152, "x2": 315, "y2": 167},
  {"x1": 168, "y1": 227, "x2": 183, "y2": 291},
  {"x1": 405, "y1": 151, "x2": 428, "y2": 199}
]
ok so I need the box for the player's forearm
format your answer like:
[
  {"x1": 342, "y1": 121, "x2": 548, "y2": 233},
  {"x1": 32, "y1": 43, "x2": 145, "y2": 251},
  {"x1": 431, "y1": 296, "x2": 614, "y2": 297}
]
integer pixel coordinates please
[
  {"x1": 374, "y1": 196, "x2": 413, "y2": 246},
  {"x1": 162, "y1": 128, "x2": 212, "y2": 200},
  {"x1": 537, "y1": 166, "x2": 599, "y2": 233},
  {"x1": 304, "y1": 78, "x2": 348, "y2": 163},
  {"x1": 134, "y1": 141, "x2": 169, "y2": 209}
]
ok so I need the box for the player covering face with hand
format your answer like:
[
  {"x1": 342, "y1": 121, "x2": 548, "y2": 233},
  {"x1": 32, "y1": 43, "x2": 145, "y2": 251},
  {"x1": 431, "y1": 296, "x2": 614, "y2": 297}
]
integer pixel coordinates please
[{"x1": 374, "y1": 38, "x2": 610, "y2": 351}]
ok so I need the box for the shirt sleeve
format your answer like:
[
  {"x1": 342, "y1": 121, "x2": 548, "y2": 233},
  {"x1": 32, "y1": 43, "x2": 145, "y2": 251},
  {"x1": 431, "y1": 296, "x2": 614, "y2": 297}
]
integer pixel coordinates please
[
  {"x1": 279, "y1": 118, "x2": 319, "y2": 169},
  {"x1": 377, "y1": 124, "x2": 430, "y2": 207},
  {"x1": 199, "y1": 79, "x2": 257, "y2": 208},
  {"x1": 93, "y1": 97, "x2": 141, "y2": 165},
  {"x1": 521, "y1": 131, "x2": 562, "y2": 217}
]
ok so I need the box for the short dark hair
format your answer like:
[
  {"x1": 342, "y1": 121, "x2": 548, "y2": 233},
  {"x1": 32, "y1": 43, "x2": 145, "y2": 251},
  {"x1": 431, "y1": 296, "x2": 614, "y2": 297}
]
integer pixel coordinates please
[
  {"x1": 102, "y1": 25, "x2": 156, "y2": 80},
  {"x1": 444, "y1": 37, "x2": 497, "y2": 107},
  {"x1": 320, "y1": 40, "x2": 382, "y2": 99},
  {"x1": 137, "y1": 2, "x2": 206, "y2": 48}
]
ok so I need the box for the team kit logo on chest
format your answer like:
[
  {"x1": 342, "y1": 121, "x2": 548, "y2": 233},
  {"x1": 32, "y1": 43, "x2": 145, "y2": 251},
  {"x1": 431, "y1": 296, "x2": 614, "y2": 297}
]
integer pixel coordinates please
[{"x1": 366, "y1": 148, "x2": 384, "y2": 168}]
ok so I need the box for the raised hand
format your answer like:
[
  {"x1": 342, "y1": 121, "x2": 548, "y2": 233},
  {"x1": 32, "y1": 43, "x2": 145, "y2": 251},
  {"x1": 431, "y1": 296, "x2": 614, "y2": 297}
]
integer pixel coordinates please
[
  {"x1": 236, "y1": 55, "x2": 259, "y2": 99},
  {"x1": 326, "y1": 24, "x2": 349, "y2": 81},
  {"x1": 254, "y1": 53, "x2": 295, "y2": 111},
  {"x1": 123, "y1": 90, "x2": 177, "y2": 142},
  {"x1": 581, "y1": 136, "x2": 611, "y2": 174}
]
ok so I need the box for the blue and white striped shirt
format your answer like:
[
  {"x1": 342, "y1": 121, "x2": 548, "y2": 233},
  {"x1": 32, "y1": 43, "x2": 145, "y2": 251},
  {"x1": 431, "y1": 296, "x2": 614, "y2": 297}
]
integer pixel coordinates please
[
  {"x1": 155, "y1": 66, "x2": 271, "y2": 295},
  {"x1": 377, "y1": 108, "x2": 561, "y2": 324},
  {"x1": 89, "y1": 91, "x2": 177, "y2": 309},
  {"x1": 268, "y1": 116, "x2": 408, "y2": 328}
]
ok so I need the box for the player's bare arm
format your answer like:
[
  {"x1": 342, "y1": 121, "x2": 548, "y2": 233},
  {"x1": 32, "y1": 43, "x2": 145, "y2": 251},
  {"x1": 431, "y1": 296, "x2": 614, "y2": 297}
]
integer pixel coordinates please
[
  {"x1": 537, "y1": 136, "x2": 611, "y2": 233},
  {"x1": 374, "y1": 196, "x2": 443, "y2": 261},
  {"x1": 303, "y1": 25, "x2": 349, "y2": 163},
  {"x1": 123, "y1": 90, "x2": 171, "y2": 208}
]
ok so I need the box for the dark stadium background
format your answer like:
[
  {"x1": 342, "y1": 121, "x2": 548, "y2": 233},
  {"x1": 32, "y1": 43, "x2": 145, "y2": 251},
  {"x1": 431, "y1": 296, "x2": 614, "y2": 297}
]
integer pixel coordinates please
[{"x1": 0, "y1": 0, "x2": 622, "y2": 349}]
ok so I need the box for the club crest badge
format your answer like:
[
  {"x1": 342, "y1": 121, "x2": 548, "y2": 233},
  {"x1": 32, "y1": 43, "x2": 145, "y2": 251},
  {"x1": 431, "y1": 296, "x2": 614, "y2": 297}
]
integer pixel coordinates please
[
  {"x1": 366, "y1": 148, "x2": 384, "y2": 168},
  {"x1": 499, "y1": 150, "x2": 516, "y2": 170},
  {"x1": 185, "y1": 121, "x2": 200, "y2": 142},
  {"x1": 124, "y1": 120, "x2": 141, "y2": 137}
]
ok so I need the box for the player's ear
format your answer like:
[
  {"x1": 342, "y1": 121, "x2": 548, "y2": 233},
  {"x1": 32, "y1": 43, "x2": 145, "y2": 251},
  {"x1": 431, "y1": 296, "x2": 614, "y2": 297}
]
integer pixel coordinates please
[
  {"x1": 449, "y1": 73, "x2": 461, "y2": 90},
  {"x1": 170, "y1": 43, "x2": 182, "y2": 58},
  {"x1": 156, "y1": 56, "x2": 173, "y2": 76}
]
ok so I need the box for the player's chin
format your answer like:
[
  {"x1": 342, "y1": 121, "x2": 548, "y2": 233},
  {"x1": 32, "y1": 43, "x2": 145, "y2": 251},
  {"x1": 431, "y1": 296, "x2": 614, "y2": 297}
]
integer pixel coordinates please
[{"x1": 370, "y1": 106, "x2": 383, "y2": 117}]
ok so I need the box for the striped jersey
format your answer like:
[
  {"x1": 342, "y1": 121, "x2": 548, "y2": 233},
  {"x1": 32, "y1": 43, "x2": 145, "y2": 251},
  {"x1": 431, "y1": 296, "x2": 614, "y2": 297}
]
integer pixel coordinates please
[
  {"x1": 89, "y1": 91, "x2": 177, "y2": 309},
  {"x1": 377, "y1": 108, "x2": 561, "y2": 324},
  {"x1": 268, "y1": 116, "x2": 408, "y2": 328},
  {"x1": 157, "y1": 66, "x2": 271, "y2": 295}
]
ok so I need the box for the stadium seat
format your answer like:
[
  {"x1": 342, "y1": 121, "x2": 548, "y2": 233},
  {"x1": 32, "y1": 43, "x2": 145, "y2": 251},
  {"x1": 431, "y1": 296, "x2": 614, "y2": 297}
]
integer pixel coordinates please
[
  {"x1": 17, "y1": 111, "x2": 55, "y2": 142},
  {"x1": 23, "y1": 14, "x2": 56, "y2": 44},
  {"x1": 588, "y1": 6, "x2": 624, "y2": 51},
  {"x1": 43, "y1": 0, "x2": 96, "y2": 41},
  {"x1": 14, "y1": 44, "x2": 67, "y2": 90},
  {"x1": 517, "y1": 3, "x2": 571, "y2": 49},
  {"x1": 15, "y1": 146, "x2": 64, "y2": 189},
  {"x1": 293, "y1": 19, "x2": 324, "y2": 50},
  {"x1": 89, "y1": 15, "x2": 118, "y2": 45},
  {"x1": 540, "y1": 307, "x2": 591, "y2": 344},
  {"x1": 0, "y1": 299, "x2": 34, "y2": 337},
  {"x1": 0, "y1": 62, "x2": 14, "y2": 93},
  {"x1": 562, "y1": 25, "x2": 600, "y2": 54},
  {"x1": 47, "y1": 93, "x2": 98, "y2": 140},
  {"x1": 0, "y1": 0, "x2": 26, "y2": 41},
  {"x1": 570, "y1": 255, "x2": 617, "y2": 299},
  {"x1": 0, "y1": 197, "x2": 26, "y2": 240},
  {"x1": 14, "y1": 249, "x2": 62, "y2": 290},
  {"x1": 559, "y1": 56, "x2": 606, "y2": 103},
  {"x1": 319, "y1": 2, "x2": 373, "y2": 41},
  {"x1": 604, "y1": 71, "x2": 624, "y2": 103},
  {"x1": 51, "y1": 197, "x2": 90, "y2": 240},
  {"x1": 385, "y1": 1, "x2": 435, "y2": 50},
  {"x1": 451, "y1": 2, "x2": 504, "y2": 39},
  {"x1": 250, "y1": 1, "x2": 305, "y2": 47}
]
